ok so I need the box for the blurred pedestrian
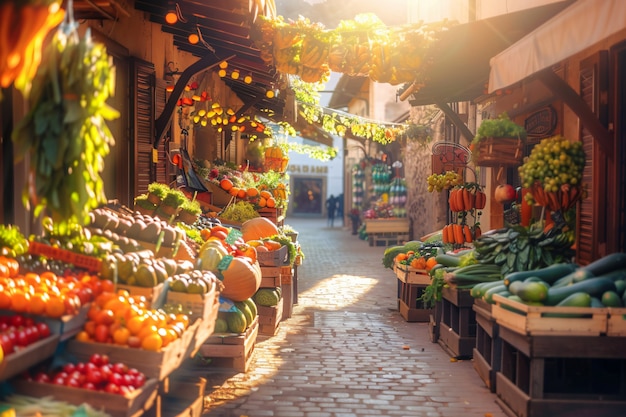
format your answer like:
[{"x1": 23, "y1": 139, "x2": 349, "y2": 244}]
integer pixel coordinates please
[
  {"x1": 336, "y1": 193, "x2": 344, "y2": 225},
  {"x1": 326, "y1": 195, "x2": 337, "y2": 227}
]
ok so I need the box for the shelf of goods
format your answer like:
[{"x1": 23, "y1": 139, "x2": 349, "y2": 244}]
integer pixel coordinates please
[
  {"x1": 437, "y1": 287, "x2": 476, "y2": 359},
  {"x1": 394, "y1": 263, "x2": 432, "y2": 322},
  {"x1": 365, "y1": 218, "x2": 410, "y2": 247},
  {"x1": 472, "y1": 298, "x2": 501, "y2": 393},
  {"x1": 491, "y1": 294, "x2": 626, "y2": 417}
]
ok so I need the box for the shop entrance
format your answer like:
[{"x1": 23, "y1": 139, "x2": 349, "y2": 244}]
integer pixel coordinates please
[{"x1": 291, "y1": 177, "x2": 323, "y2": 216}]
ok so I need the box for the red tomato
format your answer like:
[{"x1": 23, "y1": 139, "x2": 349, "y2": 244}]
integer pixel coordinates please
[
  {"x1": 94, "y1": 324, "x2": 110, "y2": 343},
  {"x1": 37, "y1": 322, "x2": 51, "y2": 339}
]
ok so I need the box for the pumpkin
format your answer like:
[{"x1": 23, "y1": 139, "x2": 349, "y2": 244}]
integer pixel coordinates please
[
  {"x1": 220, "y1": 257, "x2": 262, "y2": 301},
  {"x1": 241, "y1": 217, "x2": 278, "y2": 241}
]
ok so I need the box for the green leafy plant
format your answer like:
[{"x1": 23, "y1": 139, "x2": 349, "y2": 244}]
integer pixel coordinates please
[
  {"x1": 162, "y1": 189, "x2": 187, "y2": 208},
  {"x1": 472, "y1": 112, "x2": 527, "y2": 144},
  {"x1": 135, "y1": 194, "x2": 157, "y2": 210},
  {"x1": 147, "y1": 182, "x2": 171, "y2": 199},
  {"x1": 180, "y1": 198, "x2": 202, "y2": 216}
]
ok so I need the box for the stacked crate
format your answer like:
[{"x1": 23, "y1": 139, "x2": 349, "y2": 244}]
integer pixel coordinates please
[
  {"x1": 257, "y1": 266, "x2": 283, "y2": 336},
  {"x1": 437, "y1": 287, "x2": 476, "y2": 359},
  {"x1": 472, "y1": 298, "x2": 501, "y2": 393},
  {"x1": 394, "y1": 263, "x2": 432, "y2": 322}
]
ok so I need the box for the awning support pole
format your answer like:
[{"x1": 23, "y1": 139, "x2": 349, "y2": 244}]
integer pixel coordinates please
[
  {"x1": 534, "y1": 68, "x2": 611, "y2": 153},
  {"x1": 435, "y1": 101, "x2": 475, "y2": 143}
]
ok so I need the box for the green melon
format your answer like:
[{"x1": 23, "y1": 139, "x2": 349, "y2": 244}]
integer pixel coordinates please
[
  {"x1": 253, "y1": 288, "x2": 280, "y2": 307},
  {"x1": 242, "y1": 298, "x2": 258, "y2": 318},
  {"x1": 235, "y1": 301, "x2": 254, "y2": 328},
  {"x1": 214, "y1": 316, "x2": 229, "y2": 333},
  {"x1": 226, "y1": 307, "x2": 247, "y2": 333}
]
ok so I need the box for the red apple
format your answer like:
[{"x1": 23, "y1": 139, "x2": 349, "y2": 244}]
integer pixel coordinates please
[{"x1": 494, "y1": 184, "x2": 517, "y2": 204}]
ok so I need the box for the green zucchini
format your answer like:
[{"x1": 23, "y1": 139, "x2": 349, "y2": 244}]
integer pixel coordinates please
[
  {"x1": 471, "y1": 280, "x2": 505, "y2": 299},
  {"x1": 581, "y1": 252, "x2": 626, "y2": 276},
  {"x1": 545, "y1": 277, "x2": 617, "y2": 306},
  {"x1": 507, "y1": 280, "x2": 524, "y2": 296},
  {"x1": 551, "y1": 269, "x2": 595, "y2": 288},
  {"x1": 556, "y1": 292, "x2": 592, "y2": 307},
  {"x1": 434, "y1": 253, "x2": 462, "y2": 267},
  {"x1": 503, "y1": 263, "x2": 578, "y2": 287},
  {"x1": 614, "y1": 279, "x2": 626, "y2": 296},
  {"x1": 523, "y1": 277, "x2": 551, "y2": 291},
  {"x1": 590, "y1": 297, "x2": 604, "y2": 308},
  {"x1": 601, "y1": 290, "x2": 623, "y2": 307},
  {"x1": 516, "y1": 281, "x2": 549, "y2": 303},
  {"x1": 484, "y1": 286, "x2": 509, "y2": 304}
]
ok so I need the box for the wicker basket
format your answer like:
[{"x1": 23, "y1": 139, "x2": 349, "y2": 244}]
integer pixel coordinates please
[{"x1": 474, "y1": 137, "x2": 524, "y2": 167}]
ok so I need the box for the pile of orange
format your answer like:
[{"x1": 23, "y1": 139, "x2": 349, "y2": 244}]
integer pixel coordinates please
[{"x1": 77, "y1": 289, "x2": 190, "y2": 352}]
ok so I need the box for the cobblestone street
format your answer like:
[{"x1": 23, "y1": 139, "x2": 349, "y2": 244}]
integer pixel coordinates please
[{"x1": 198, "y1": 218, "x2": 507, "y2": 417}]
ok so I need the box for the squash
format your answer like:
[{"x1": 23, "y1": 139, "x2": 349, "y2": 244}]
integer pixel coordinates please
[
  {"x1": 220, "y1": 257, "x2": 262, "y2": 301},
  {"x1": 241, "y1": 217, "x2": 278, "y2": 241}
]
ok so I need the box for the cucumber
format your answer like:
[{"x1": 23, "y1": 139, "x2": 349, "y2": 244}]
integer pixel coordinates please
[
  {"x1": 435, "y1": 253, "x2": 462, "y2": 267},
  {"x1": 545, "y1": 277, "x2": 617, "y2": 306},
  {"x1": 590, "y1": 297, "x2": 604, "y2": 308},
  {"x1": 581, "y1": 252, "x2": 626, "y2": 276},
  {"x1": 516, "y1": 281, "x2": 549, "y2": 303},
  {"x1": 556, "y1": 292, "x2": 592, "y2": 307},
  {"x1": 471, "y1": 281, "x2": 505, "y2": 299},
  {"x1": 503, "y1": 263, "x2": 578, "y2": 287},
  {"x1": 507, "y1": 280, "x2": 524, "y2": 296},
  {"x1": 614, "y1": 279, "x2": 626, "y2": 296},
  {"x1": 601, "y1": 291, "x2": 623, "y2": 307},
  {"x1": 523, "y1": 277, "x2": 551, "y2": 291},
  {"x1": 484, "y1": 286, "x2": 509, "y2": 304},
  {"x1": 551, "y1": 269, "x2": 595, "y2": 288}
]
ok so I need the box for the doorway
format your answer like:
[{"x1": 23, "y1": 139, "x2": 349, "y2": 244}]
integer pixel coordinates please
[{"x1": 290, "y1": 177, "x2": 323, "y2": 216}]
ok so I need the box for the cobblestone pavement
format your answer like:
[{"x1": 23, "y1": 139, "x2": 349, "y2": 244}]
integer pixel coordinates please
[{"x1": 198, "y1": 218, "x2": 507, "y2": 417}]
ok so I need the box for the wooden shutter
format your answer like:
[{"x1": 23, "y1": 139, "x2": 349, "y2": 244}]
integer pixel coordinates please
[
  {"x1": 154, "y1": 78, "x2": 169, "y2": 184},
  {"x1": 577, "y1": 52, "x2": 609, "y2": 264},
  {"x1": 130, "y1": 59, "x2": 156, "y2": 196}
]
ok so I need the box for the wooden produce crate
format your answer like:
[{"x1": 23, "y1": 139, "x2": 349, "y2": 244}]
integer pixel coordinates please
[
  {"x1": 0, "y1": 334, "x2": 59, "y2": 381},
  {"x1": 134, "y1": 239, "x2": 196, "y2": 263},
  {"x1": 473, "y1": 298, "x2": 501, "y2": 393},
  {"x1": 257, "y1": 297, "x2": 283, "y2": 336},
  {"x1": 607, "y1": 307, "x2": 626, "y2": 336},
  {"x1": 365, "y1": 218, "x2": 410, "y2": 247},
  {"x1": 257, "y1": 245, "x2": 289, "y2": 267},
  {"x1": 496, "y1": 324, "x2": 626, "y2": 417},
  {"x1": 492, "y1": 294, "x2": 609, "y2": 336},
  {"x1": 395, "y1": 264, "x2": 432, "y2": 322},
  {"x1": 257, "y1": 207, "x2": 284, "y2": 227},
  {"x1": 280, "y1": 266, "x2": 293, "y2": 320},
  {"x1": 146, "y1": 376, "x2": 206, "y2": 417},
  {"x1": 36, "y1": 304, "x2": 90, "y2": 341},
  {"x1": 117, "y1": 282, "x2": 167, "y2": 309},
  {"x1": 166, "y1": 281, "x2": 219, "y2": 324},
  {"x1": 65, "y1": 325, "x2": 196, "y2": 381},
  {"x1": 437, "y1": 287, "x2": 476, "y2": 359},
  {"x1": 28, "y1": 241, "x2": 102, "y2": 272},
  {"x1": 260, "y1": 266, "x2": 282, "y2": 288},
  {"x1": 185, "y1": 288, "x2": 220, "y2": 358},
  {"x1": 199, "y1": 317, "x2": 259, "y2": 373},
  {"x1": 11, "y1": 378, "x2": 159, "y2": 417},
  {"x1": 428, "y1": 300, "x2": 442, "y2": 343}
]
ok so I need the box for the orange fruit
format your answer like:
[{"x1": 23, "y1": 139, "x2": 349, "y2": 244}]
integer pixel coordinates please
[
  {"x1": 220, "y1": 178, "x2": 233, "y2": 191},
  {"x1": 126, "y1": 315, "x2": 147, "y2": 336},
  {"x1": 264, "y1": 240, "x2": 282, "y2": 251},
  {"x1": 258, "y1": 197, "x2": 267, "y2": 207},
  {"x1": 95, "y1": 309, "x2": 115, "y2": 326},
  {"x1": 100, "y1": 279, "x2": 116, "y2": 293},
  {"x1": 138, "y1": 324, "x2": 158, "y2": 341},
  {"x1": 425, "y1": 257, "x2": 439, "y2": 271},
  {"x1": 259, "y1": 190, "x2": 272, "y2": 200},
  {"x1": 237, "y1": 188, "x2": 247, "y2": 199},
  {"x1": 175, "y1": 314, "x2": 190, "y2": 330},
  {"x1": 229, "y1": 187, "x2": 240, "y2": 197},
  {"x1": 75, "y1": 331, "x2": 92, "y2": 342},
  {"x1": 45, "y1": 295, "x2": 67, "y2": 318},
  {"x1": 11, "y1": 290, "x2": 31, "y2": 313},
  {"x1": 113, "y1": 327, "x2": 131, "y2": 345},
  {"x1": 157, "y1": 327, "x2": 173, "y2": 347},
  {"x1": 141, "y1": 333, "x2": 163, "y2": 351},
  {"x1": 266, "y1": 197, "x2": 276, "y2": 208},
  {"x1": 30, "y1": 292, "x2": 50, "y2": 315},
  {"x1": 84, "y1": 320, "x2": 97, "y2": 337},
  {"x1": 246, "y1": 187, "x2": 259, "y2": 197}
]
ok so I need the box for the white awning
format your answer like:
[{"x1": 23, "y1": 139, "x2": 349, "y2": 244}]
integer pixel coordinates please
[{"x1": 489, "y1": 0, "x2": 626, "y2": 93}]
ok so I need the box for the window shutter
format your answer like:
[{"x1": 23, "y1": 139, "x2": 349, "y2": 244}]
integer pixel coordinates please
[
  {"x1": 130, "y1": 59, "x2": 156, "y2": 196},
  {"x1": 154, "y1": 79, "x2": 169, "y2": 184},
  {"x1": 578, "y1": 52, "x2": 608, "y2": 264}
]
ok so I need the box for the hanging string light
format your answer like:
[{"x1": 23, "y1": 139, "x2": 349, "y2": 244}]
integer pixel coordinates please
[{"x1": 165, "y1": 3, "x2": 187, "y2": 25}]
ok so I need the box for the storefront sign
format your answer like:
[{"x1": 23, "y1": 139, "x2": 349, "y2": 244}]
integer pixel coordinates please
[
  {"x1": 289, "y1": 165, "x2": 328, "y2": 174},
  {"x1": 524, "y1": 106, "x2": 557, "y2": 138}
]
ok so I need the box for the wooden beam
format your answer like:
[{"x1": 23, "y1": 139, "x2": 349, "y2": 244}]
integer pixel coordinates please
[
  {"x1": 154, "y1": 54, "x2": 234, "y2": 148},
  {"x1": 435, "y1": 101, "x2": 475, "y2": 142},
  {"x1": 534, "y1": 68, "x2": 612, "y2": 153}
]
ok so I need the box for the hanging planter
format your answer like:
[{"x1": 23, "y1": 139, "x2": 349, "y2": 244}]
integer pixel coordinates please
[{"x1": 471, "y1": 113, "x2": 527, "y2": 167}]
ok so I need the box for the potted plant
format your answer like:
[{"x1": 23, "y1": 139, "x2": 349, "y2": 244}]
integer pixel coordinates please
[
  {"x1": 157, "y1": 189, "x2": 187, "y2": 220},
  {"x1": 134, "y1": 194, "x2": 157, "y2": 216},
  {"x1": 281, "y1": 224, "x2": 299, "y2": 243},
  {"x1": 147, "y1": 182, "x2": 170, "y2": 205},
  {"x1": 177, "y1": 198, "x2": 202, "y2": 225},
  {"x1": 471, "y1": 113, "x2": 527, "y2": 167}
]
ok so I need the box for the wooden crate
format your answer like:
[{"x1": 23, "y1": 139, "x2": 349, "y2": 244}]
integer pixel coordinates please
[
  {"x1": 166, "y1": 281, "x2": 219, "y2": 323},
  {"x1": 280, "y1": 266, "x2": 293, "y2": 320},
  {"x1": 257, "y1": 207, "x2": 284, "y2": 227},
  {"x1": 437, "y1": 287, "x2": 476, "y2": 359},
  {"x1": 12, "y1": 378, "x2": 158, "y2": 417},
  {"x1": 260, "y1": 266, "x2": 282, "y2": 288},
  {"x1": 117, "y1": 282, "x2": 167, "y2": 309},
  {"x1": 365, "y1": 218, "x2": 410, "y2": 234},
  {"x1": 473, "y1": 299, "x2": 501, "y2": 393},
  {"x1": 146, "y1": 376, "x2": 206, "y2": 417},
  {"x1": 37, "y1": 304, "x2": 89, "y2": 341},
  {"x1": 257, "y1": 297, "x2": 283, "y2": 336},
  {"x1": 0, "y1": 334, "x2": 59, "y2": 381},
  {"x1": 496, "y1": 324, "x2": 626, "y2": 417},
  {"x1": 199, "y1": 317, "x2": 259, "y2": 373},
  {"x1": 428, "y1": 301, "x2": 442, "y2": 343},
  {"x1": 607, "y1": 307, "x2": 626, "y2": 336},
  {"x1": 368, "y1": 232, "x2": 409, "y2": 247},
  {"x1": 65, "y1": 324, "x2": 196, "y2": 380},
  {"x1": 492, "y1": 294, "x2": 609, "y2": 336},
  {"x1": 186, "y1": 289, "x2": 221, "y2": 358},
  {"x1": 257, "y1": 245, "x2": 289, "y2": 267}
]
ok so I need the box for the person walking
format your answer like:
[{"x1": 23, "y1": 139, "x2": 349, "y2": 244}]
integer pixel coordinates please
[{"x1": 326, "y1": 195, "x2": 337, "y2": 227}]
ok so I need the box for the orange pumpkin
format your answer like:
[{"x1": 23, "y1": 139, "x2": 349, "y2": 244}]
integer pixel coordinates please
[
  {"x1": 220, "y1": 257, "x2": 262, "y2": 301},
  {"x1": 241, "y1": 217, "x2": 278, "y2": 241}
]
